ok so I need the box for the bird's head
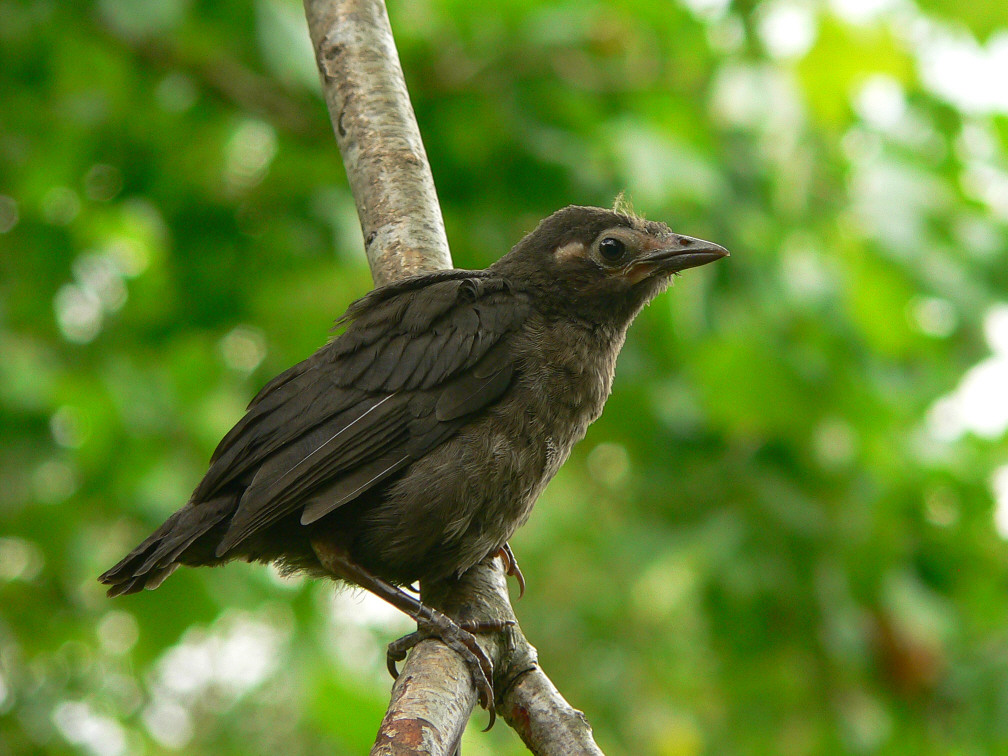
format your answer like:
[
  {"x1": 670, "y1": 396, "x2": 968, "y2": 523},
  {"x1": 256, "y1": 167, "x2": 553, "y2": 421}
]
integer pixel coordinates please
[{"x1": 494, "y1": 205, "x2": 728, "y2": 325}]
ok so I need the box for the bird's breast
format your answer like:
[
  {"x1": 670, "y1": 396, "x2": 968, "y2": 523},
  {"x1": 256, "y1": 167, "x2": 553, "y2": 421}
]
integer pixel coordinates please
[
  {"x1": 352, "y1": 316, "x2": 623, "y2": 582},
  {"x1": 500, "y1": 316, "x2": 624, "y2": 497}
]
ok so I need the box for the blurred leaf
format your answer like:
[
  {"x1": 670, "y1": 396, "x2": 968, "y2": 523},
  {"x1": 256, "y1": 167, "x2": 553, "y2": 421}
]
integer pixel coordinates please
[{"x1": 916, "y1": 0, "x2": 1008, "y2": 41}]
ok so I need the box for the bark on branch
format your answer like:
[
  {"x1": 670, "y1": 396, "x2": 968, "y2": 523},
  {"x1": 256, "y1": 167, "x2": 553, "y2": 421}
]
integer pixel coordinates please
[
  {"x1": 303, "y1": 0, "x2": 451, "y2": 286},
  {"x1": 302, "y1": 0, "x2": 604, "y2": 752}
]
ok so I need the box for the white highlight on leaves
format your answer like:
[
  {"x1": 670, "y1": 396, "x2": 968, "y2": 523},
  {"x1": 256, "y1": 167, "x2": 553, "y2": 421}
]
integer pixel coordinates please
[
  {"x1": 225, "y1": 119, "x2": 278, "y2": 192},
  {"x1": 757, "y1": 1, "x2": 817, "y2": 60},
  {"x1": 814, "y1": 419, "x2": 857, "y2": 468},
  {"x1": 97, "y1": 611, "x2": 139, "y2": 656},
  {"x1": 908, "y1": 297, "x2": 957, "y2": 338},
  {"x1": 52, "y1": 700, "x2": 127, "y2": 756},
  {"x1": 781, "y1": 235, "x2": 831, "y2": 301},
  {"x1": 54, "y1": 284, "x2": 103, "y2": 343},
  {"x1": 928, "y1": 304, "x2": 1008, "y2": 441},
  {"x1": 142, "y1": 609, "x2": 291, "y2": 748},
  {"x1": 155, "y1": 612, "x2": 285, "y2": 697},
  {"x1": 711, "y1": 64, "x2": 802, "y2": 132},
  {"x1": 829, "y1": 0, "x2": 905, "y2": 25},
  {"x1": 993, "y1": 466, "x2": 1008, "y2": 539},
  {"x1": 680, "y1": 0, "x2": 731, "y2": 20},
  {"x1": 915, "y1": 26, "x2": 1008, "y2": 115},
  {"x1": 54, "y1": 250, "x2": 135, "y2": 343},
  {"x1": 142, "y1": 698, "x2": 193, "y2": 750},
  {"x1": 924, "y1": 487, "x2": 958, "y2": 528},
  {"x1": 854, "y1": 75, "x2": 907, "y2": 131},
  {"x1": 0, "y1": 537, "x2": 44, "y2": 582},
  {"x1": 219, "y1": 325, "x2": 267, "y2": 373},
  {"x1": 323, "y1": 588, "x2": 413, "y2": 681},
  {"x1": 50, "y1": 405, "x2": 88, "y2": 448},
  {"x1": 960, "y1": 161, "x2": 1008, "y2": 223},
  {"x1": 32, "y1": 459, "x2": 78, "y2": 504}
]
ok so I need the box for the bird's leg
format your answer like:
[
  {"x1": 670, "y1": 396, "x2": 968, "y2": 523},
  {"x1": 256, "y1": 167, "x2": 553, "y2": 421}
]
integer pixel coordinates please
[
  {"x1": 497, "y1": 542, "x2": 525, "y2": 598},
  {"x1": 311, "y1": 539, "x2": 505, "y2": 726}
]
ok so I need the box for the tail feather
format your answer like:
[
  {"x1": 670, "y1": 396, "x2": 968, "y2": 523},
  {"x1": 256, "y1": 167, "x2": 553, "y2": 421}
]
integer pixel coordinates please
[
  {"x1": 100, "y1": 497, "x2": 235, "y2": 596},
  {"x1": 104, "y1": 567, "x2": 177, "y2": 598}
]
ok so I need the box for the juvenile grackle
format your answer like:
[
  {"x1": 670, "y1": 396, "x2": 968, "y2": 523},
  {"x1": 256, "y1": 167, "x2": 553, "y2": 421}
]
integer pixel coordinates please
[{"x1": 100, "y1": 204, "x2": 727, "y2": 715}]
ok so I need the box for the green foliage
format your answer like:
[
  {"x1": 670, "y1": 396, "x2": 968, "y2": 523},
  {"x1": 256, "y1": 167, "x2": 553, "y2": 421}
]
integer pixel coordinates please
[{"x1": 2, "y1": 0, "x2": 1008, "y2": 753}]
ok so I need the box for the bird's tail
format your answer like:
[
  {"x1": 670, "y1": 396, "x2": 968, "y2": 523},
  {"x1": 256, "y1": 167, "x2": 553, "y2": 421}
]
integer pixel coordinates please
[{"x1": 99, "y1": 496, "x2": 235, "y2": 597}]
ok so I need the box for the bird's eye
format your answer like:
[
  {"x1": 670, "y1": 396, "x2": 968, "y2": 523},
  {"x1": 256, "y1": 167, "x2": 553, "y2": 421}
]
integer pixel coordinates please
[{"x1": 598, "y1": 237, "x2": 626, "y2": 263}]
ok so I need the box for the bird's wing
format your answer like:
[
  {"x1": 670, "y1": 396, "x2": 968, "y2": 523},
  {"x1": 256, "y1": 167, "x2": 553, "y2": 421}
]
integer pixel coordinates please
[{"x1": 202, "y1": 272, "x2": 531, "y2": 556}]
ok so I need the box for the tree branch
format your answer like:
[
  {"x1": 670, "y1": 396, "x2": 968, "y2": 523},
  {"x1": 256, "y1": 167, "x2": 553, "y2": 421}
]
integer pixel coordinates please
[
  {"x1": 302, "y1": 0, "x2": 604, "y2": 752},
  {"x1": 302, "y1": 0, "x2": 451, "y2": 287}
]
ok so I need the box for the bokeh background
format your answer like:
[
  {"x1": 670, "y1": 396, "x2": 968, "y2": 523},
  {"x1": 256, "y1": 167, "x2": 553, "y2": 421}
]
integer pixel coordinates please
[{"x1": 3, "y1": 0, "x2": 1008, "y2": 753}]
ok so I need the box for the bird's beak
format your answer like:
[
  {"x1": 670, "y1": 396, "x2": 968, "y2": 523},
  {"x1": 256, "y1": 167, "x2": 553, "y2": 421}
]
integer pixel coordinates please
[{"x1": 637, "y1": 234, "x2": 730, "y2": 275}]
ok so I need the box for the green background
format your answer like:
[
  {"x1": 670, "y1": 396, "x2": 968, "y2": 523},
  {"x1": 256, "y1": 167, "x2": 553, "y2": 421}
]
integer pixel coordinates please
[{"x1": 3, "y1": 0, "x2": 1008, "y2": 753}]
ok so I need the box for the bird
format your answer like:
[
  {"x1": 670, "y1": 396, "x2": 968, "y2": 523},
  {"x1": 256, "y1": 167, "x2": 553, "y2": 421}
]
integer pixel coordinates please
[{"x1": 100, "y1": 204, "x2": 727, "y2": 716}]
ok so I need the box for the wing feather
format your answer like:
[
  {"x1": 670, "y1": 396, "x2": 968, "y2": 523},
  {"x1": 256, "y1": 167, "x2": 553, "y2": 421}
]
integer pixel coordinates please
[
  {"x1": 206, "y1": 273, "x2": 532, "y2": 556},
  {"x1": 299, "y1": 453, "x2": 411, "y2": 525}
]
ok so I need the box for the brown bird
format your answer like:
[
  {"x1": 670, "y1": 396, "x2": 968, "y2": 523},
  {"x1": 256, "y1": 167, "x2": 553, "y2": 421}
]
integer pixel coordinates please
[{"x1": 100, "y1": 204, "x2": 727, "y2": 715}]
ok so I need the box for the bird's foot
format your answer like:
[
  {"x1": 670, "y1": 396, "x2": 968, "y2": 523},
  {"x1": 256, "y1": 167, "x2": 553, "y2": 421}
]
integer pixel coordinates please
[
  {"x1": 387, "y1": 610, "x2": 513, "y2": 730},
  {"x1": 497, "y1": 542, "x2": 525, "y2": 598},
  {"x1": 309, "y1": 541, "x2": 511, "y2": 727}
]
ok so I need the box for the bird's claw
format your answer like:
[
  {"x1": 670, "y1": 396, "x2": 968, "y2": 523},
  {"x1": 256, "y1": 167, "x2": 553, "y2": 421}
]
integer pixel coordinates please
[
  {"x1": 386, "y1": 610, "x2": 512, "y2": 730},
  {"x1": 497, "y1": 542, "x2": 526, "y2": 598},
  {"x1": 386, "y1": 630, "x2": 421, "y2": 679}
]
